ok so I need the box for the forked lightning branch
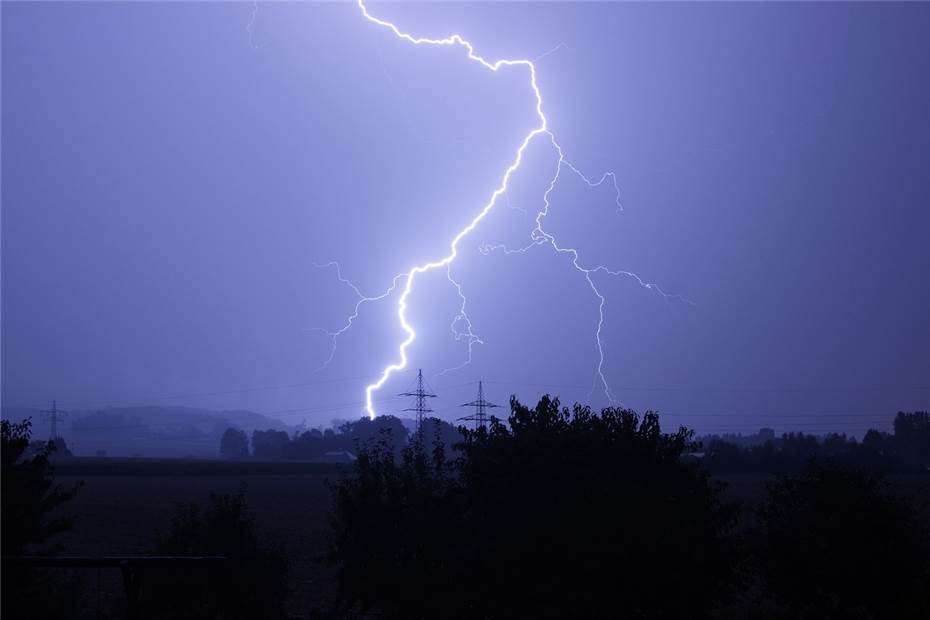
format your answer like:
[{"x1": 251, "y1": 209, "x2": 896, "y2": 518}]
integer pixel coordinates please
[{"x1": 316, "y1": 0, "x2": 688, "y2": 418}]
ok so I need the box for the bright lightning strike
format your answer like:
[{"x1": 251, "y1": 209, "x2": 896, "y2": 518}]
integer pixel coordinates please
[
  {"x1": 320, "y1": 1, "x2": 689, "y2": 418},
  {"x1": 310, "y1": 261, "x2": 406, "y2": 372},
  {"x1": 438, "y1": 264, "x2": 483, "y2": 377},
  {"x1": 246, "y1": 1, "x2": 261, "y2": 50},
  {"x1": 481, "y1": 133, "x2": 695, "y2": 402}
]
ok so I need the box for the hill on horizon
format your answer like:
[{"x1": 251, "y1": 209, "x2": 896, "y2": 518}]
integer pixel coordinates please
[{"x1": 1, "y1": 405, "x2": 297, "y2": 458}]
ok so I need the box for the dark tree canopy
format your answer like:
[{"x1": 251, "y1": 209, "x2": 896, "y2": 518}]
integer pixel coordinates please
[
  {"x1": 146, "y1": 486, "x2": 288, "y2": 619},
  {"x1": 894, "y1": 411, "x2": 930, "y2": 471},
  {"x1": 1, "y1": 418, "x2": 80, "y2": 555},
  {"x1": 328, "y1": 396, "x2": 736, "y2": 619},
  {"x1": 754, "y1": 462, "x2": 930, "y2": 618},
  {"x1": 700, "y1": 411, "x2": 930, "y2": 474},
  {"x1": 250, "y1": 429, "x2": 290, "y2": 460},
  {"x1": 244, "y1": 415, "x2": 417, "y2": 462},
  {"x1": 1, "y1": 418, "x2": 82, "y2": 619},
  {"x1": 337, "y1": 414, "x2": 410, "y2": 458},
  {"x1": 219, "y1": 427, "x2": 249, "y2": 459}
]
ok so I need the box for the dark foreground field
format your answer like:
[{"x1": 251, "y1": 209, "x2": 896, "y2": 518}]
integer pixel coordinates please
[
  {"x1": 49, "y1": 459, "x2": 930, "y2": 617},
  {"x1": 55, "y1": 463, "x2": 344, "y2": 616}
]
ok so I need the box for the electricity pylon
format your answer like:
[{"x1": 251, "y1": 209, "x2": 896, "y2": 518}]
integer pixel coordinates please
[
  {"x1": 458, "y1": 381, "x2": 499, "y2": 430},
  {"x1": 400, "y1": 369, "x2": 437, "y2": 436},
  {"x1": 42, "y1": 400, "x2": 67, "y2": 441}
]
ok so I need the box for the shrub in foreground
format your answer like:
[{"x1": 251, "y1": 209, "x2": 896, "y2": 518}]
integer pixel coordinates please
[{"x1": 143, "y1": 485, "x2": 288, "y2": 619}]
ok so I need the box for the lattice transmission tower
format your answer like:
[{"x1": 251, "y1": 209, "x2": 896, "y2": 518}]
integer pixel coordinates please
[
  {"x1": 42, "y1": 400, "x2": 67, "y2": 441},
  {"x1": 458, "y1": 381, "x2": 499, "y2": 430},
  {"x1": 400, "y1": 369, "x2": 437, "y2": 435}
]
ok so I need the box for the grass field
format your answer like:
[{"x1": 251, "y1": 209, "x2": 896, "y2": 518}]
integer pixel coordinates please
[
  {"x1": 55, "y1": 463, "x2": 345, "y2": 616},
  {"x1": 55, "y1": 457, "x2": 347, "y2": 477}
]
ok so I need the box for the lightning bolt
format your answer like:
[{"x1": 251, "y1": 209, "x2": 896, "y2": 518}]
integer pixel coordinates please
[
  {"x1": 310, "y1": 261, "x2": 406, "y2": 372},
  {"x1": 322, "y1": 1, "x2": 689, "y2": 418},
  {"x1": 481, "y1": 133, "x2": 694, "y2": 402},
  {"x1": 534, "y1": 41, "x2": 569, "y2": 63},
  {"x1": 438, "y1": 264, "x2": 483, "y2": 377},
  {"x1": 246, "y1": 0, "x2": 261, "y2": 50}
]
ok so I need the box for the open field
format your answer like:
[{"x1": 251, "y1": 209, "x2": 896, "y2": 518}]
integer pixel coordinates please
[
  {"x1": 55, "y1": 457, "x2": 347, "y2": 477},
  {"x1": 55, "y1": 465, "x2": 344, "y2": 616}
]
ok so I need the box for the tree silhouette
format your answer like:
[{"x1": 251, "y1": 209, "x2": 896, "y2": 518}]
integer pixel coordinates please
[
  {"x1": 328, "y1": 396, "x2": 737, "y2": 618},
  {"x1": 894, "y1": 411, "x2": 930, "y2": 471},
  {"x1": 328, "y1": 425, "x2": 464, "y2": 618},
  {"x1": 1, "y1": 418, "x2": 81, "y2": 555},
  {"x1": 250, "y1": 429, "x2": 290, "y2": 460},
  {"x1": 144, "y1": 485, "x2": 288, "y2": 619},
  {"x1": 700, "y1": 413, "x2": 930, "y2": 474},
  {"x1": 338, "y1": 414, "x2": 409, "y2": 458},
  {"x1": 1, "y1": 418, "x2": 82, "y2": 619},
  {"x1": 219, "y1": 427, "x2": 249, "y2": 459},
  {"x1": 755, "y1": 462, "x2": 930, "y2": 618}
]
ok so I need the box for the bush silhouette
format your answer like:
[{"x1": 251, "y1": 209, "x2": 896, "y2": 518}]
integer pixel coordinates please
[
  {"x1": 1, "y1": 418, "x2": 82, "y2": 619},
  {"x1": 755, "y1": 462, "x2": 930, "y2": 618},
  {"x1": 143, "y1": 485, "x2": 288, "y2": 619},
  {"x1": 328, "y1": 396, "x2": 737, "y2": 618},
  {"x1": 894, "y1": 411, "x2": 930, "y2": 471},
  {"x1": 1, "y1": 418, "x2": 80, "y2": 555}
]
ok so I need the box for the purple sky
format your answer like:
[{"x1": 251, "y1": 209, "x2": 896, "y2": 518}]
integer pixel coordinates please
[{"x1": 3, "y1": 1, "x2": 929, "y2": 436}]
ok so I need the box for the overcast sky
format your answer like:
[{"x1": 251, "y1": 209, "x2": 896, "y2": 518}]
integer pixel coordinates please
[{"x1": 3, "y1": 1, "x2": 928, "y2": 435}]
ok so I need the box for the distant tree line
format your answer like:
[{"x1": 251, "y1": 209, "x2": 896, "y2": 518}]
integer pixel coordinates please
[
  {"x1": 220, "y1": 415, "x2": 461, "y2": 462},
  {"x1": 1, "y1": 406, "x2": 296, "y2": 459},
  {"x1": 225, "y1": 409, "x2": 930, "y2": 474},
  {"x1": 698, "y1": 411, "x2": 930, "y2": 474}
]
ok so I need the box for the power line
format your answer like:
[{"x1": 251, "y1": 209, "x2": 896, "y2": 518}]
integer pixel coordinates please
[
  {"x1": 481, "y1": 379, "x2": 930, "y2": 394},
  {"x1": 7, "y1": 377, "x2": 925, "y2": 413}
]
